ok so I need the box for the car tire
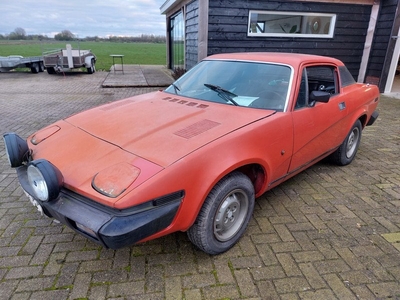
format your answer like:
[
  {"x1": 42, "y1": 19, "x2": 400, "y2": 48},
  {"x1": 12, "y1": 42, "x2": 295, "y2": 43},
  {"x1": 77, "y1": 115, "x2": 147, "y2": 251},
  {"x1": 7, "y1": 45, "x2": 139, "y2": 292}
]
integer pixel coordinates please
[
  {"x1": 187, "y1": 171, "x2": 255, "y2": 255},
  {"x1": 330, "y1": 119, "x2": 362, "y2": 166}
]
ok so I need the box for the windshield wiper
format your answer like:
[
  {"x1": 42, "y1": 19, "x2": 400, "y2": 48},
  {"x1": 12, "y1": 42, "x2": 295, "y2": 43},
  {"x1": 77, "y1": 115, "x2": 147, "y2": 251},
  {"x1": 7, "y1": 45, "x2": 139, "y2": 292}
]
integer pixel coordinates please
[
  {"x1": 172, "y1": 83, "x2": 180, "y2": 94},
  {"x1": 204, "y1": 83, "x2": 239, "y2": 106}
]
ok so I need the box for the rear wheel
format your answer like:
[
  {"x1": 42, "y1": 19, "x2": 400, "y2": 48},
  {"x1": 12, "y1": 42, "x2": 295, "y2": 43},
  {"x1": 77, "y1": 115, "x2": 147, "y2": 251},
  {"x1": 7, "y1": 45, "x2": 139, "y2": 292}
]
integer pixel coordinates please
[
  {"x1": 330, "y1": 120, "x2": 362, "y2": 166},
  {"x1": 187, "y1": 172, "x2": 255, "y2": 255}
]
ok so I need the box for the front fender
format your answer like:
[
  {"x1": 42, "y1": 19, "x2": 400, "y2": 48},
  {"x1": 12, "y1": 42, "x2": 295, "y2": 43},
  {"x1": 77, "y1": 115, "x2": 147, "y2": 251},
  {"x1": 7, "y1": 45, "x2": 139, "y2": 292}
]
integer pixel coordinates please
[
  {"x1": 109, "y1": 112, "x2": 293, "y2": 244},
  {"x1": 133, "y1": 113, "x2": 293, "y2": 234},
  {"x1": 84, "y1": 56, "x2": 95, "y2": 68}
]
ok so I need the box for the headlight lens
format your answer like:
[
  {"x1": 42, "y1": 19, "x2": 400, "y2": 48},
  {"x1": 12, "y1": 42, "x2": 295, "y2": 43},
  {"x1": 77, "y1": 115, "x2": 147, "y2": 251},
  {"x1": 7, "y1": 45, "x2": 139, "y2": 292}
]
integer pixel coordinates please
[
  {"x1": 28, "y1": 165, "x2": 48, "y2": 201},
  {"x1": 27, "y1": 159, "x2": 64, "y2": 202},
  {"x1": 3, "y1": 133, "x2": 29, "y2": 168}
]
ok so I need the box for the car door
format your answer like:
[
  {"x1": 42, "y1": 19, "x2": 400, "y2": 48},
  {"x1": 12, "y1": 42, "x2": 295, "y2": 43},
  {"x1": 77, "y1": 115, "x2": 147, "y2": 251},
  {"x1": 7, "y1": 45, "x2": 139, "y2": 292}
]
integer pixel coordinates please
[{"x1": 289, "y1": 64, "x2": 348, "y2": 173}]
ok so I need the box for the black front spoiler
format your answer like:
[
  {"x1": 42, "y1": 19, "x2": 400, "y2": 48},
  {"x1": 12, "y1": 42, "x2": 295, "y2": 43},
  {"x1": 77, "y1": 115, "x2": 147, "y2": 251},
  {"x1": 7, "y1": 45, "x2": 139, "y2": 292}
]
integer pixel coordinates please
[{"x1": 17, "y1": 166, "x2": 184, "y2": 249}]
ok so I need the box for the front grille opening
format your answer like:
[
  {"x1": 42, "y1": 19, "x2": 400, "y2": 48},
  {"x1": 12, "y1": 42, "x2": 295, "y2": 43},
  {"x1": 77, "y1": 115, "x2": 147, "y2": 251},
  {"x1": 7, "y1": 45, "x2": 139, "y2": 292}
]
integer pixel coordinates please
[
  {"x1": 68, "y1": 218, "x2": 99, "y2": 241},
  {"x1": 152, "y1": 190, "x2": 185, "y2": 206}
]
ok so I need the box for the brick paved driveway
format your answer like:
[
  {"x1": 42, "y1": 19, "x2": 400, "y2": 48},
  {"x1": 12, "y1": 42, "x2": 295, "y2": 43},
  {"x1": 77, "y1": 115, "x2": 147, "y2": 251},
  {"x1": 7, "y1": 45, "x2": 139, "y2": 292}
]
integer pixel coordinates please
[{"x1": 0, "y1": 71, "x2": 399, "y2": 300}]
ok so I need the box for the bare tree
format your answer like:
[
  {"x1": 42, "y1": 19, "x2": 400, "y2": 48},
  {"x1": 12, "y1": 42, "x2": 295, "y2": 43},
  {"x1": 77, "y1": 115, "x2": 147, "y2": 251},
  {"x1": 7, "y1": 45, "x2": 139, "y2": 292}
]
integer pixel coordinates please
[
  {"x1": 14, "y1": 27, "x2": 26, "y2": 37},
  {"x1": 54, "y1": 30, "x2": 75, "y2": 41},
  {"x1": 9, "y1": 27, "x2": 26, "y2": 40}
]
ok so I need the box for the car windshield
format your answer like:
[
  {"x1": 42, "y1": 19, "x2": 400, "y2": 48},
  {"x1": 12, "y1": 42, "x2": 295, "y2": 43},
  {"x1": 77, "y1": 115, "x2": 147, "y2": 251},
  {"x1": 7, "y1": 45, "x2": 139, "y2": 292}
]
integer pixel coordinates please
[{"x1": 165, "y1": 60, "x2": 292, "y2": 111}]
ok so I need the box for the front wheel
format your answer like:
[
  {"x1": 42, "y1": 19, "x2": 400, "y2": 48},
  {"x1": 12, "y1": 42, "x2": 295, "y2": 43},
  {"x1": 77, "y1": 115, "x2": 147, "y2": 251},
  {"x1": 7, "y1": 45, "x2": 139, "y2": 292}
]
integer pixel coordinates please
[
  {"x1": 187, "y1": 172, "x2": 255, "y2": 255},
  {"x1": 330, "y1": 119, "x2": 362, "y2": 166}
]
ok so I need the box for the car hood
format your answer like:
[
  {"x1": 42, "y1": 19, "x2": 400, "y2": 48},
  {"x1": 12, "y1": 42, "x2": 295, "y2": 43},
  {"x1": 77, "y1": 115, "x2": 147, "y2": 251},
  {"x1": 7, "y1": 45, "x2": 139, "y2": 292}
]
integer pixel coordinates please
[{"x1": 65, "y1": 91, "x2": 275, "y2": 167}]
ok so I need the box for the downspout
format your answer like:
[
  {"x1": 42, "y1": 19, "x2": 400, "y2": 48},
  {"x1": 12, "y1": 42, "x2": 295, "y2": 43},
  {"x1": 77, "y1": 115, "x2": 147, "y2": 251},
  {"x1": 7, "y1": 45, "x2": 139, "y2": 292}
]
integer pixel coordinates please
[
  {"x1": 358, "y1": 0, "x2": 380, "y2": 83},
  {"x1": 384, "y1": 26, "x2": 400, "y2": 93},
  {"x1": 183, "y1": 5, "x2": 186, "y2": 71},
  {"x1": 380, "y1": 0, "x2": 400, "y2": 92},
  {"x1": 198, "y1": 0, "x2": 209, "y2": 62},
  {"x1": 166, "y1": 15, "x2": 171, "y2": 69}
]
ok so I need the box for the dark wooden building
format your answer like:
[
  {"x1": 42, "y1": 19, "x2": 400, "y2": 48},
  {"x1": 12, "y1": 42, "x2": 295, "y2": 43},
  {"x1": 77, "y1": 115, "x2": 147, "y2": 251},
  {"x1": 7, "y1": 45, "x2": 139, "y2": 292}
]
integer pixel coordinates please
[{"x1": 160, "y1": 0, "x2": 400, "y2": 93}]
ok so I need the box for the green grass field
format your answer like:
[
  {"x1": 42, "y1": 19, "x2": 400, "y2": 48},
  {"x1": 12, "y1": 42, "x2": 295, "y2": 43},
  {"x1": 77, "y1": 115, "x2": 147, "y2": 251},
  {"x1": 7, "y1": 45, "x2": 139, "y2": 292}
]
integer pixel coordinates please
[{"x1": 0, "y1": 40, "x2": 166, "y2": 71}]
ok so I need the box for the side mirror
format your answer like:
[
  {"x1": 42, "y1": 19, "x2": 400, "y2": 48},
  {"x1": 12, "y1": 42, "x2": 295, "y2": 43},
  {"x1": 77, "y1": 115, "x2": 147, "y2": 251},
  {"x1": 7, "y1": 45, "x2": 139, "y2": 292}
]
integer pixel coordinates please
[{"x1": 309, "y1": 90, "x2": 330, "y2": 107}]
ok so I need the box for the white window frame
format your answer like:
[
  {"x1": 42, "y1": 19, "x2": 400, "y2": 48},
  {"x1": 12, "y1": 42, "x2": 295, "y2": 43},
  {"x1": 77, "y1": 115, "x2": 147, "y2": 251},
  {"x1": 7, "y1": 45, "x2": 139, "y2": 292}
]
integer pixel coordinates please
[{"x1": 248, "y1": 10, "x2": 337, "y2": 38}]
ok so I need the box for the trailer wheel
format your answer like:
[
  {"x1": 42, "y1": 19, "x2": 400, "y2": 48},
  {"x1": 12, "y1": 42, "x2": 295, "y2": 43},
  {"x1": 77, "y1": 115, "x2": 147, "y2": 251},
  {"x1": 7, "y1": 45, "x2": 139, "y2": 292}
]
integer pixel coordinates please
[
  {"x1": 39, "y1": 62, "x2": 45, "y2": 72},
  {"x1": 87, "y1": 59, "x2": 95, "y2": 74},
  {"x1": 31, "y1": 63, "x2": 39, "y2": 73},
  {"x1": 47, "y1": 67, "x2": 56, "y2": 74}
]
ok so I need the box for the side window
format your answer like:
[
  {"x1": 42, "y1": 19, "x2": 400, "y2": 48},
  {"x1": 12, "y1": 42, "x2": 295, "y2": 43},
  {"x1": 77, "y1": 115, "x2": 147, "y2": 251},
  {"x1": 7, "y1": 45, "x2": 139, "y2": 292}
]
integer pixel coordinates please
[
  {"x1": 338, "y1": 65, "x2": 356, "y2": 87},
  {"x1": 295, "y1": 65, "x2": 338, "y2": 110},
  {"x1": 306, "y1": 66, "x2": 338, "y2": 95}
]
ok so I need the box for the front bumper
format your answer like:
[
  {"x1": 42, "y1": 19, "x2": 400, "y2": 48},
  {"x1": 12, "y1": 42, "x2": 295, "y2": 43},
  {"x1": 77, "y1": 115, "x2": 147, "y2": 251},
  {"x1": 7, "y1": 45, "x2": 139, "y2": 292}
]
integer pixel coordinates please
[{"x1": 17, "y1": 165, "x2": 184, "y2": 249}]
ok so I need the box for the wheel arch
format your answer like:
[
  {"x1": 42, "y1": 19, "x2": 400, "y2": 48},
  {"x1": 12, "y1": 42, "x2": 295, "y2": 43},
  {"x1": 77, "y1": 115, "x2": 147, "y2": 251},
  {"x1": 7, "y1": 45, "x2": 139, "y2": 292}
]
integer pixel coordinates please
[
  {"x1": 344, "y1": 107, "x2": 369, "y2": 135},
  {"x1": 178, "y1": 159, "x2": 270, "y2": 232},
  {"x1": 333, "y1": 111, "x2": 367, "y2": 156},
  {"x1": 236, "y1": 163, "x2": 267, "y2": 196},
  {"x1": 84, "y1": 56, "x2": 96, "y2": 68},
  {"x1": 206, "y1": 159, "x2": 270, "y2": 203},
  {"x1": 358, "y1": 113, "x2": 368, "y2": 128}
]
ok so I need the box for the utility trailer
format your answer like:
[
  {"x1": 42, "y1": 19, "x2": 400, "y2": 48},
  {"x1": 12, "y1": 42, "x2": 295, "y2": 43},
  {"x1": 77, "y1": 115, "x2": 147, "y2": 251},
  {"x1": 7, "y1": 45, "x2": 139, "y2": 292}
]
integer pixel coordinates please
[
  {"x1": 0, "y1": 55, "x2": 45, "y2": 73},
  {"x1": 43, "y1": 44, "x2": 96, "y2": 74}
]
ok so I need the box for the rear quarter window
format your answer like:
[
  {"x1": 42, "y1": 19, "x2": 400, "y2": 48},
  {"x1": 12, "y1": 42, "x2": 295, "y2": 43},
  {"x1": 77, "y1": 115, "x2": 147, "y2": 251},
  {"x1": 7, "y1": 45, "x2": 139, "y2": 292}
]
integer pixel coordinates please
[{"x1": 339, "y1": 66, "x2": 356, "y2": 87}]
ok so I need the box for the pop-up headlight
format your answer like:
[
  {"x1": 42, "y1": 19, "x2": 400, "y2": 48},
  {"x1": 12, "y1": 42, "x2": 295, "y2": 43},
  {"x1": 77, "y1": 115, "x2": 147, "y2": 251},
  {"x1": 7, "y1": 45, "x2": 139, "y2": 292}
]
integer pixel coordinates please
[
  {"x1": 27, "y1": 159, "x2": 64, "y2": 202},
  {"x1": 92, "y1": 163, "x2": 140, "y2": 198},
  {"x1": 30, "y1": 125, "x2": 60, "y2": 145},
  {"x1": 3, "y1": 133, "x2": 29, "y2": 168}
]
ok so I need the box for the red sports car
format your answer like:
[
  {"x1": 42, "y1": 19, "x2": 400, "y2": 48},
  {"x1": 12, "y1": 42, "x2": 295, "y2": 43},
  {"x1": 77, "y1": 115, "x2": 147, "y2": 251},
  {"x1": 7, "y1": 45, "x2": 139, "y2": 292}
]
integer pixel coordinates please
[{"x1": 3, "y1": 53, "x2": 379, "y2": 254}]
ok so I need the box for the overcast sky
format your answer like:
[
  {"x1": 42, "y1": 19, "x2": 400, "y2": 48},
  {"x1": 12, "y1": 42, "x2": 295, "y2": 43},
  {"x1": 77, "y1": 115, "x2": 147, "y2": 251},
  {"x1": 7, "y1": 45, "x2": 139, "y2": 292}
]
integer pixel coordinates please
[{"x1": 1, "y1": 0, "x2": 167, "y2": 38}]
